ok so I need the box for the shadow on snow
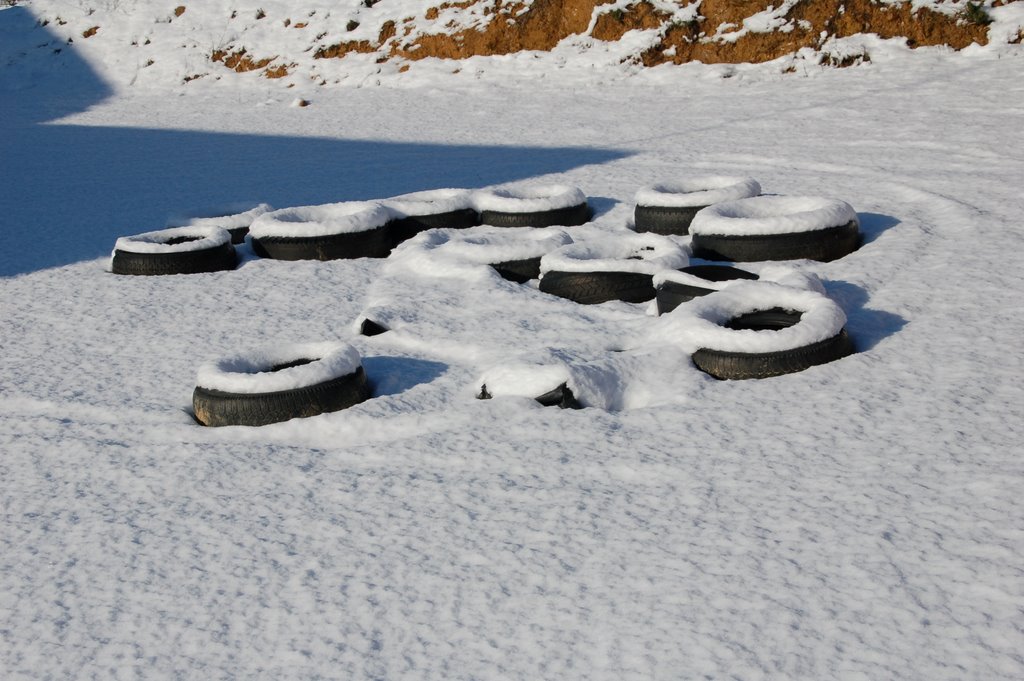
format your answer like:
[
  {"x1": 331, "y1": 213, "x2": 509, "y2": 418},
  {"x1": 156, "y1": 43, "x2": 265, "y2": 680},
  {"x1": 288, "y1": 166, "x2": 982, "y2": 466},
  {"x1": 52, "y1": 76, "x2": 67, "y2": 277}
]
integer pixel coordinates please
[{"x1": 0, "y1": 6, "x2": 631, "y2": 277}]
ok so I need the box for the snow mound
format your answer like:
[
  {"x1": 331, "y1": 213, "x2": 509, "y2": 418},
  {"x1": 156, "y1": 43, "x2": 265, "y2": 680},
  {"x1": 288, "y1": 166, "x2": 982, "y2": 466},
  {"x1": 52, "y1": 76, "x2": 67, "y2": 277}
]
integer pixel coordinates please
[
  {"x1": 690, "y1": 196, "x2": 858, "y2": 236},
  {"x1": 166, "y1": 202, "x2": 273, "y2": 230},
  {"x1": 642, "y1": 281, "x2": 847, "y2": 354},
  {"x1": 541, "y1": 233, "x2": 688, "y2": 275},
  {"x1": 390, "y1": 226, "x2": 574, "y2": 280},
  {"x1": 634, "y1": 176, "x2": 762, "y2": 208},
  {"x1": 381, "y1": 188, "x2": 476, "y2": 217},
  {"x1": 249, "y1": 201, "x2": 395, "y2": 238},
  {"x1": 195, "y1": 341, "x2": 362, "y2": 394},
  {"x1": 112, "y1": 225, "x2": 231, "y2": 254},
  {"x1": 473, "y1": 184, "x2": 587, "y2": 213}
]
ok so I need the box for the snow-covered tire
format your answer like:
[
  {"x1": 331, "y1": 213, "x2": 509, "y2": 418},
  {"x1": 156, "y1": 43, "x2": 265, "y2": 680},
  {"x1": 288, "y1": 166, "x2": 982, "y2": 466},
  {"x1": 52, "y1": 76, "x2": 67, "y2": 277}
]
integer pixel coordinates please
[
  {"x1": 670, "y1": 283, "x2": 854, "y2": 380},
  {"x1": 656, "y1": 265, "x2": 758, "y2": 314},
  {"x1": 539, "y1": 234, "x2": 688, "y2": 305},
  {"x1": 690, "y1": 196, "x2": 860, "y2": 262},
  {"x1": 111, "y1": 226, "x2": 237, "y2": 276},
  {"x1": 192, "y1": 342, "x2": 369, "y2": 427},
  {"x1": 633, "y1": 176, "x2": 760, "y2": 236},
  {"x1": 382, "y1": 189, "x2": 480, "y2": 247},
  {"x1": 693, "y1": 321, "x2": 854, "y2": 380},
  {"x1": 249, "y1": 202, "x2": 395, "y2": 261},
  {"x1": 475, "y1": 185, "x2": 590, "y2": 227}
]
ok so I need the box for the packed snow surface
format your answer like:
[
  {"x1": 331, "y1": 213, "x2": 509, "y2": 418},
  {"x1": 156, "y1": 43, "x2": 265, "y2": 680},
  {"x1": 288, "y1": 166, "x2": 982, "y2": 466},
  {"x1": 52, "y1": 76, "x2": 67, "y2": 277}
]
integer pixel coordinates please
[
  {"x1": 473, "y1": 184, "x2": 588, "y2": 213},
  {"x1": 195, "y1": 341, "x2": 363, "y2": 394},
  {"x1": 111, "y1": 224, "x2": 231, "y2": 254},
  {"x1": 634, "y1": 176, "x2": 762, "y2": 208},
  {"x1": 540, "y1": 232, "x2": 688, "y2": 275},
  {"x1": 642, "y1": 281, "x2": 848, "y2": 354},
  {"x1": 691, "y1": 195, "x2": 859, "y2": 235},
  {"x1": 249, "y1": 201, "x2": 395, "y2": 238},
  {"x1": 2, "y1": 12, "x2": 1024, "y2": 680}
]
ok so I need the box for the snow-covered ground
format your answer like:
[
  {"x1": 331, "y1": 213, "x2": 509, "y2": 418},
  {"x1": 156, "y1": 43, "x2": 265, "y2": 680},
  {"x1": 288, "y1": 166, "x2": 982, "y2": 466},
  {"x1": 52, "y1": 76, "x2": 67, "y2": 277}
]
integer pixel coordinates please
[{"x1": 3, "y1": 4, "x2": 1024, "y2": 678}]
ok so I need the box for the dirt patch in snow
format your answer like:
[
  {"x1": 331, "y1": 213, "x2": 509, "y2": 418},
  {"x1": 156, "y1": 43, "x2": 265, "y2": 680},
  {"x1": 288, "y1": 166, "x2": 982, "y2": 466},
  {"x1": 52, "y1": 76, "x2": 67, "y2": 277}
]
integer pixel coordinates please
[
  {"x1": 211, "y1": 49, "x2": 274, "y2": 72},
  {"x1": 381, "y1": 0, "x2": 991, "y2": 64},
  {"x1": 642, "y1": 0, "x2": 989, "y2": 65},
  {"x1": 392, "y1": 0, "x2": 611, "y2": 59},
  {"x1": 592, "y1": 2, "x2": 669, "y2": 42}
]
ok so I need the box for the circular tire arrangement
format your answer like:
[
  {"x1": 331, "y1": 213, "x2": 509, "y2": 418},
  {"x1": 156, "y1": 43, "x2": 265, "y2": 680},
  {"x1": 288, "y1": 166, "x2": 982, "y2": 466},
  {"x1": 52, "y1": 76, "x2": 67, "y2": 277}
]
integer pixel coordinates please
[
  {"x1": 634, "y1": 176, "x2": 760, "y2": 236},
  {"x1": 105, "y1": 180, "x2": 864, "y2": 418},
  {"x1": 249, "y1": 202, "x2": 395, "y2": 261},
  {"x1": 690, "y1": 196, "x2": 861, "y2": 262},
  {"x1": 475, "y1": 185, "x2": 591, "y2": 228},
  {"x1": 539, "y1": 234, "x2": 689, "y2": 305},
  {"x1": 111, "y1": 226, "x2": 237, "y2": 276},
  {"x1": 192, "y1": 342, "x2": 369, "y2": 427}
]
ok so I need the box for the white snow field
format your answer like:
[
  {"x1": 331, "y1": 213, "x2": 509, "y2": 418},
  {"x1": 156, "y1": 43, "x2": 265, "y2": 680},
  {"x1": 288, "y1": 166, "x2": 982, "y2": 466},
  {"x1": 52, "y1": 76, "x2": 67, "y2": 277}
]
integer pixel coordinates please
[{"x1": 3, "y1": 4, "x2": 1024, "y2": 678}]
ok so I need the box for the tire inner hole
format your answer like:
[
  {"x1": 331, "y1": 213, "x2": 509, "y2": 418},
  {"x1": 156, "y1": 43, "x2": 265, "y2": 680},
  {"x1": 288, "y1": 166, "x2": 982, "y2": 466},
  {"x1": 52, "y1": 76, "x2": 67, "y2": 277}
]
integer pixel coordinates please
[
  {"x1": 681, "y1": 265, "x2": 758, "y2": 282},
  {"x1": 268, "y1": 358, "x2": 316, "y2": 372},
  {"x1": 164, "y1": 236, "x2": 204, "y2": 246},
  {"x1": 725, "y1": 308, "x2": 803, "y2": 331}
]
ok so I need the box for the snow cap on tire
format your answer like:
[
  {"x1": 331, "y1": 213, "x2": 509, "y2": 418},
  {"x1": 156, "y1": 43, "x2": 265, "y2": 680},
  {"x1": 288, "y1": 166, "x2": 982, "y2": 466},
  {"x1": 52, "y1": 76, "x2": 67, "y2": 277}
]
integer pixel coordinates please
[
  {"x1": 249, "y1": 201, "x2": 395, "y2": 239},
  {"x1": 381, "y1": 188, "x2": 476, "y2": 217},
  {"x1": 690, "y1": 196, "x2": 858, "y2": 236},
  {"x1": 473, "y1": 184, "x2": 586, "y2": 213},
  {"x1": 113, "y1": 225, "x2": 232, "y2": 255},
  {"x1": 635, "y1": 176, "x2": 761, "y2": 208},
  {"x1": 196, "y1": 341, "x2": 363, "y2": 394},
  {"x1": 541, "y1": 233, "x2": 688, "y2": 275}
]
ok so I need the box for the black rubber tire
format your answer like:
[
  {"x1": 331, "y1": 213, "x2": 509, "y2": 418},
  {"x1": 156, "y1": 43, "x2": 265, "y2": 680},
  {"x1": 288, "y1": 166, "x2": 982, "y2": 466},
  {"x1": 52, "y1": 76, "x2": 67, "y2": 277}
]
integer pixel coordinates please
[
  {"x1": 193, "y1": 366, "x2": 370, "y2": 427},
  {"x1": 633, "y1": 204, "x2": 703, "y2": 235},
  {"x1": 228, "y1": 226, "x2": 250, "y2": 245},
  {"x1": 491, "y1": 256, "x2": 541, "y2": 283},
  {"x1": 534, "y1": 383, "x2": 582, "y2": 409},
  {"x1": 359, "y1": 319, "x2": 389, "y2": 336},
  {"x1": 390, "y1": 208, "x2": 480, "y2": 247},
  {"x1": 252, "y1": 224, "x2": 393, "y2": 261},
  {"x1": 479, "y1": 202, "x2": 590, "y2": 228},
  {"x1": 655, "y1": 266, "x2": 758, "y2": 315},
  {"x1": 111, "y1": 241, "x2": 237, "y2": 276},
  {"x1": 691, "y1": 220, "x2": 861, "y2": 262},
  {"x1": 540, "y1": 270, "x2": 656, "y2": 305},
  {"x1": 691, "y1": 308, "x2": 854, "y2": 379}
]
